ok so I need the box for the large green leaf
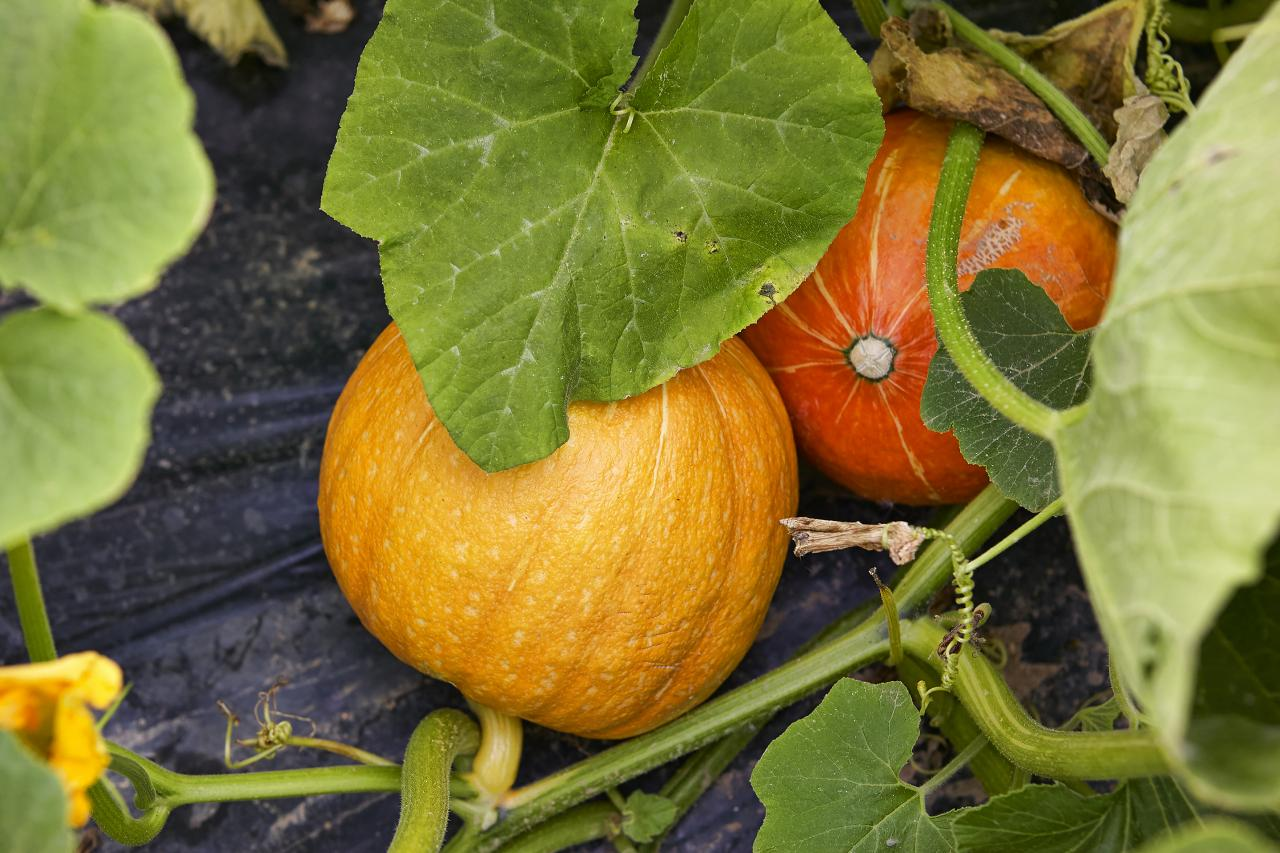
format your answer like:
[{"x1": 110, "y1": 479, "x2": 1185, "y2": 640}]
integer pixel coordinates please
[
  {"x1": 751, "y1": 678, "x2": 951, "y2": 853},
  {"x1": 951, "y1": 779, "x2": 1201, "y2": 852},
  {"x1": 0, "y1": 309, "x2": 160, "y2": 547},
  {"x1": 0, "y1": 731, "x2": 75, "y2": 853},
  {"x1": 1052, "y1": 6, "x2": 1280, "y2": 810},
  {"x1": 0, "y1": 0, "x2": 213, "y2": 310},
  {"x1": 323, "y1": 0, "x2": 883, "y2": 471},
  {"x1": 921, "y1": 269, "x2": 1092, "y2": 511}
]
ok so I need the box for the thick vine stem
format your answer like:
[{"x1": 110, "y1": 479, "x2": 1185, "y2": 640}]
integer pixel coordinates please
[
  {"x1": 467, "y1": 701, "x2": 523, "y2": 809},
  {"x1": 389, "y1": 709, "x2": 481, "y2": 853},
  {"x1": 931, "y1": 2, "x2": 1111, "y2": 167},
  {"x1": 87, "y1": 780, "x2": 171, "y2": 846},
  {"x1": 897, "y1": 657, "x2": 1023, "y2": 796},
  {"x1": 446, "y1": 488, "x2": 1015, "y2": 852},
  {"x1": 5, "y1": 539, "x2": 57, "y2": 662},
  {"x1": 900, "y1": 619, "x2": 1168, "y2": 779},
  {"x1": 925, "y1": 121, "x2": 1062, "y2": 440},
  {"x1": 497, "y1": 801, "x2": 620, "y2": 853}
]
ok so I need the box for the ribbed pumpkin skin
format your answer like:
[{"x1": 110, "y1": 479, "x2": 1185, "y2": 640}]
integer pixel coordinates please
[
  {"x1": 742, "y1": 110, "x2": 1115, "y2": 505},
  {"x1": 319, "y1": 326, "x2": 797, "y2": 739}
]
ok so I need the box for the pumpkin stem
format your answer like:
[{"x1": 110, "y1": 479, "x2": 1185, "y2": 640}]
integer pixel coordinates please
[{"x1": 463, "y1": 701, "x2": 524, "y2": 821}]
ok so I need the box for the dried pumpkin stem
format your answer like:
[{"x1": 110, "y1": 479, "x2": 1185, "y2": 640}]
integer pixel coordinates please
[
  {"x1": 925, "y1": 121, "x2": 1063, "y2": 440},
  {"x1": 5, "y1": 538, "x2": 57, "y2": 662},
  {"x1": 780, "y1": 518, "x2": 925, "y2": 564}
]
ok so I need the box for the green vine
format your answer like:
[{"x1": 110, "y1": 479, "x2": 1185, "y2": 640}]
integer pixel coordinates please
[
  {"x1": 5, "y1": 539, "x2": 57, "y2": 663},
  {"x1": 1146, "y1": 0, "x2": 1197, "y2": 113}
]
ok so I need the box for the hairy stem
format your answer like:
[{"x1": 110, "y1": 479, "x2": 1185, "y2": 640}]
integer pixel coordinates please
[
  {"x1": 500, "y1": 801, "x2": 620, "y2": 853},
  {"x1": 390, "y1": 709, "x2": 480, "y2": 853},
  {"x1": 925, "y1": 122, "x2": 1062, "y2": 440},
  {"x1": 900, "y1": 620, "x2": 1168, "y2": 779},
  {"x1": 898, "y1": 656, "x2": 1023, "y2": 796},
  {"x1": 6, "y1": 539, "x2": 57, "y2": 662},
  {"x1": 933, "y1": 2, "x2": 1111, "y2": 166}
]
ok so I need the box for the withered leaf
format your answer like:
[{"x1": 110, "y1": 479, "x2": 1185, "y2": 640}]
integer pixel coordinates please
[
  {"x1": 1103, "y1": 81, "x2": 1169, "y2": 204},
  {"x1": 873, "y1": 0, "x2": 1147, "y2": 175}
]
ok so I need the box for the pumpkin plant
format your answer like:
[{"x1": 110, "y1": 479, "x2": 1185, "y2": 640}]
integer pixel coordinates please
[{"x1": 3, "y1": 0, "x2": 1279, "y2": 850}]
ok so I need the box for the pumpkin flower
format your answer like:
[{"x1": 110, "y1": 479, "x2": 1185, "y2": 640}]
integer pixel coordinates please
[{"x1": 0, "y1": 652, "x2": 123, "y2": 826}]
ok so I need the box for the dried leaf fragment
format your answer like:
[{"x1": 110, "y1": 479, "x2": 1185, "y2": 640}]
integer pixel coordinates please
[
  {"x1": 779, "y1": 518, "x2": 925, "y2": 564},
  {"x1": 1103, "y1": 81, "x2": 1169, "y2": 203},
  {"x1": 119, "y1": 0, "x2": 288, "y2": 67}
]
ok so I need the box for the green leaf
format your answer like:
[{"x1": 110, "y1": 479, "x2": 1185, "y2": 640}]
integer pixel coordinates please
[
  {"x1": 0, "y1": 0, "x2": 214, "y2": 310},
  {"x1": 0, "y1": 731, "x2": 75, "y2": 853},
  {"x1": 620, "y1": 791, "x2": 677, "y2": 844},
  {"x1": 751, "y1": 678, "x2": 951, "y2": 853},
  {"x1": 921, "y1": 269, "x2": 1091, "y2": 511},
  {"x1": 1061, "y1": 695, "x2": 1124, "y2": 733},
  {"x1": 323, "y1": 0, "x2": 883, "y2": 471},
  {"x1": 951, "y1": 778, "x2": 1201, "y2": 853},
  {"x1": 0, "y1": 308, "x2": 160, "y2": 547},
  {"x1": 1134, "y1": 819, "x2": 1280, "y2": 853},
  {"x1": 1051, "y1": 5, "x2": 1280, "y2": 810}
]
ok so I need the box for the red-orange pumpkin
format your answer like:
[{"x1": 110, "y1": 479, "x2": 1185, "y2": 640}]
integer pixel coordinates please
[{"x1": 742, "y1": 110, "x2": 1116, "y2": 505}]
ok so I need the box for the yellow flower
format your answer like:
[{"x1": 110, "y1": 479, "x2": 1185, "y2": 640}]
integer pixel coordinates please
[{"x1": 0, "y1": 652, "x2": 123, "y2": 826}]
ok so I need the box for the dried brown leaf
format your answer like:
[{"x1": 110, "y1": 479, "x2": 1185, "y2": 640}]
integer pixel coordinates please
[{"x1": 872, "y1": 0, "x2": 1147, "y2": 176}]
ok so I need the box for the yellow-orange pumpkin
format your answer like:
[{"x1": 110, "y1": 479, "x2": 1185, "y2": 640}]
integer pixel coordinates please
[{"x1": 318, "y1": 326, "x2": 797, "y2": 739}]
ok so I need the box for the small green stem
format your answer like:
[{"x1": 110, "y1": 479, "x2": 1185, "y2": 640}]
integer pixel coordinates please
[
  {"x1": 933, "y1": 2, "x2": 1110, "y2": 167},
  {"x1": 628, "y1": 0, "x2": 694, "y2": 93},
  {"x1": 497, "y1": 801, "x2": 619, "y2": 853},
  {"x1": 853, "y1": 0, "x2": 890, "y2": 36},
  {"x1": 916, "y1": 733, "x2": 989, "y2": 797},
  {"x1": 900, "y1": 620, "x2": 1168, "y2": 779},
  {"x1": 389, "y1": 709, "x2": 480, "y2": 853},
  {"x1": 925, "y1": 122, "x2": 1062, "y2": 440},
  {"x1": 284, "y1": 736, "x2": 396, "y2": 767},
  {"x1": 1109, "y1": 656, "x2": 1141, "y2": 728},
  {"x1": 966, "y1": 497, "x2": 1065, "y2": 573},
  {"x1": 6, "y1": 539, "x2": 57, "y2": 662},
  {"x1": 1165, "y1": 0, "x2": 1272, "y2": 41}
]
